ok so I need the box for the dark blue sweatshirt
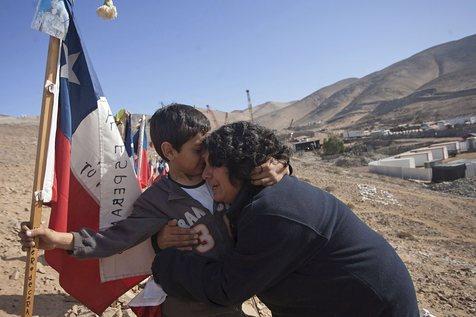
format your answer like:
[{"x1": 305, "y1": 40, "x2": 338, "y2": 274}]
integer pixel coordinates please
[{"x1": 153, "y1": 175, "x2": 419, "y2": 317}]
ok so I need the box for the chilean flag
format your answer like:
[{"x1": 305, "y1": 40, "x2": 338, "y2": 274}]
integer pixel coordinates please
[
  {"x1": 124, "y1": 113, "x2": 135, "y2": 159},
  {"x1": 41, "y1": 1, "x2": 155, "y2": 314},
  {"x1": 133, "y1": 120, "x2": 150, "y2": 189}
]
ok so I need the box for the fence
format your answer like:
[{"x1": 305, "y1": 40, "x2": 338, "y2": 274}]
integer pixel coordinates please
[
  {"x1": 396, "y1": 152, "x2": 433, "y2": 167},
  {"x1": 376, "y1": 158, "x2": 415, "y2": 168},
  {"x1": 466, "y1": 163, "x2": 476, "y2": 178},
  {"x1": 369, "y1": 165, "x2": 432, "y2": 181}
]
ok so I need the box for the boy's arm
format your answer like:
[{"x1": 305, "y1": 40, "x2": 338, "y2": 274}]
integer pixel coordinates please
[
  {"x1": 70, "y1": 214, "x2": 168, "y2": 258},
  {"x1": 20, "y1": 222, "x2": 74, "y2": 251},
  {"x1": 250, "y1": 158, "x2": 291, "y2": 186},
  {"x1": 20, "y1": 191, "x2": 170, "y2": 258},
  {"x1": 20, "y1": 211, "x2": 168, "y2": 258}
]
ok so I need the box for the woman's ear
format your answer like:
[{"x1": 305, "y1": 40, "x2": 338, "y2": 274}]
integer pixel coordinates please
[{"x1": 161, "y1": 142, "x2": 176, "y2": 161}]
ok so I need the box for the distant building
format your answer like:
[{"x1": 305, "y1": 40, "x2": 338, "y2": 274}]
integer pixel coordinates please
[
  {"x1": 421, "y1": 123, "x2": 431, "y2": 130},
  {"x1": 437, "y1": 121, "x2": 447, "y2": 130},
  {"x1": 342, "y1": 130, "x2": 364, "y2": 139},
  {"x1": 293, "y1": 139, "x2": 320, "y2": 152},
  {"x1": 370, "y1": 129, "x2": 390, "y2": 136}
]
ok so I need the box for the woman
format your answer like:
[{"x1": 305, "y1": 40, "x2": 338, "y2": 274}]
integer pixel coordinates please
[{"x1": 152, "y1": 121, "x2": 419, "y2": 317}]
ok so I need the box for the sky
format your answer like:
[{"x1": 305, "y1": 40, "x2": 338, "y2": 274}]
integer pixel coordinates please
[{"x1": 0, "y1": 0, "x2": 475, "y2": 116}]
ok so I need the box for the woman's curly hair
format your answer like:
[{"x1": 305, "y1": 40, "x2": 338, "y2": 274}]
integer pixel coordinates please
[{"x1": 204, "y1": 121, "x2": 292, "y2": 185}]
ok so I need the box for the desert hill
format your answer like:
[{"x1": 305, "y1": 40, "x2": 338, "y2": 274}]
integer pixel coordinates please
[
  {"x1": 253, "y1": 34, "x2": 476, "y2": 131},
  {"x1": 231, "y1": 101, "x2": 294, "y2": 118},
  {"x1": 132, "y1": 35, "x2": 476, "y2": 133},
  {"x1": 254, "y1": 78, "x2": 358, "y2": 130},
  {"x1": 196, "y1": 78, "x2": 357, "y2": 130},
  {"x1": 129, "y1": 101, "x2": 294, "y2": 131},
  {"x1": 197, "y1": 101, "x2": 295, "y2": 130},
  {"x1": 4, "y1": 36, "x2": 476, "y2": 134}
]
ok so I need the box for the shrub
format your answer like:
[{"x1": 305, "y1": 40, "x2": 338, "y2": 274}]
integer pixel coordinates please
[{"x1": 323, "y1": 135, "x2": 345, "y2": 155}]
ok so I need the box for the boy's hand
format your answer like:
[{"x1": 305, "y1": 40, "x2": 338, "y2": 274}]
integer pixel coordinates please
[
  {"x1": 156, "y1": 220, "x2": 199, "y2": 251},
  {"x1": 19, "y1": 222, "x2": 74, "y2": 251},
  {"x1": 251, "y1": 158, "x2": 288, "y2": 186}
]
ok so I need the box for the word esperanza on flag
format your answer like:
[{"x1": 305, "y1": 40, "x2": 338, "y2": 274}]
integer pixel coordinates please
[{"x1": 36, "y1": 0, "x2": 155, "y2": 313}]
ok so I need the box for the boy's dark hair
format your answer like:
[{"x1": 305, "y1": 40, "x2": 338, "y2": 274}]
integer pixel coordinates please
[
  {"x1": 204, "y1": 121, "x2": 292, "y2": 185},
  {"x1": 149, "y1": 104, "x2": 211, "y2": 161}
]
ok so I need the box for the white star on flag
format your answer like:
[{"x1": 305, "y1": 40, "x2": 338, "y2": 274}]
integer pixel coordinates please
[{"x1": 60, "y1": 42, "x2": 81, "y2": 85}]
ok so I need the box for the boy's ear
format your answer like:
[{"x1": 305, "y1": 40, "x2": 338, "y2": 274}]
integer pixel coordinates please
[{"x1": 161, "y1": 142, "x2": 176, "y2": 161}]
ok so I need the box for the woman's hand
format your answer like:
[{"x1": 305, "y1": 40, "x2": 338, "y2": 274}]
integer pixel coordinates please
[
  {"x1": 191, "y1": 224, "x2": 215, "y2": 253},
  {"x1": 156, "y1": 220, "x2": 199, "y2": 251},
  {"x1": 19, "y1": 222, "x2": 74, "y2": 251},
  {"x1": 251, "y1": 158, "x2": 289, "y2": 186}
]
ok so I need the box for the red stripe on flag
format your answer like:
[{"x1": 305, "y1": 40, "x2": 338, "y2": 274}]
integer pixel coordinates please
[
  {"x1": 130, "y1": 305, "x2": 162, "y2": 317},
  {"x1": 45, "y1": 130, "x2": 71, "y2": 271},
  {"x1": 45, "y1": 132, "x2": 146, "y2": 314},
  {"x1": 138, "y1": 149, "x2": 150, "y2": 189}
]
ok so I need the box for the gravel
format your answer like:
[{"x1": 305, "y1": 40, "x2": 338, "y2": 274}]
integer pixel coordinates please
[{"x1": 425, "y1": 177, "x2": 476, "y2": 198}]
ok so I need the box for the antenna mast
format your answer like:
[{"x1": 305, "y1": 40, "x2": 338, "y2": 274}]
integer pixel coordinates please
[
  {"x1": 246, "y1": 89, "x2": 254, "y2": 122},
  {"x1": 206, "y1": 104, "x2": 219, "y2": 129}
]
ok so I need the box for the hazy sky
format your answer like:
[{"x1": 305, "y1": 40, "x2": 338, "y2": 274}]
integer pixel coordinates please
[{"x1": 1, "y1": 0, "x2": 475, "y2": 116}]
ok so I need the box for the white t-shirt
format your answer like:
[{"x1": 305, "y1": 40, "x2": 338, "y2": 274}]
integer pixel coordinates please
[
  {"x1": 129, "y1": 181, "x2": 215, "y2": 308},
  {"x1": 181, "y1": 181, "x2": 214, "y2": 214},
  {"x1": 128, "y1": 277, "x2": 167, "y2": 308}
]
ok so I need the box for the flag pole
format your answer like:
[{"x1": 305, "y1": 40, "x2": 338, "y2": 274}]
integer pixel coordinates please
[
  {"x1": 22, "y1": 36, "x2": 61, "y2": 317},
  {"x1": 137, "y1": 115, "x2": 146, "y2": 178}
]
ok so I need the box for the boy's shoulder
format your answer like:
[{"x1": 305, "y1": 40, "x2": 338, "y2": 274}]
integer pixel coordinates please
[
  {"x1": 136, "y1": 176, "x2": 195, "y2": 207},
  {"x1": 134, "y1": 178, "x2": 219, "y2": 229},
  {"x1": 148, "y1": 175, "x2": 173, "y2": 190},
  {"x1": 138, "y1": 177, "x2": 175, "y2": 200}
]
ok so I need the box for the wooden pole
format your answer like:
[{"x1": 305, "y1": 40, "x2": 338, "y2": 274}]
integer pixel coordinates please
[{"x1": 22, "y1": 36, "x2": 61, "y2": 317}]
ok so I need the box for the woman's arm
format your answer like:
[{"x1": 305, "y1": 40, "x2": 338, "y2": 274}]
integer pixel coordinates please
[{"x1": 152, "y1": 214, "x2": 326, "y2": 305}]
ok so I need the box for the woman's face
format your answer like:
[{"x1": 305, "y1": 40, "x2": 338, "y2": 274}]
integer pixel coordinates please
[{"x1": 202, "y1": 151, "x2": 242, "y2": 204}]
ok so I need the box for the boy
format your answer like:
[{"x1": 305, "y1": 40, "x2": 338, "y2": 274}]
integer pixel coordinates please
[{"x1": 20, "y1": 104, "x2": 288, "y2": 317}]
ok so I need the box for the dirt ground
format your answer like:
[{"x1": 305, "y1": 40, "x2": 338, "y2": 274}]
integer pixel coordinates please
[{"x1": 0, "y1": 118, "x2": 475, "y2": 317}]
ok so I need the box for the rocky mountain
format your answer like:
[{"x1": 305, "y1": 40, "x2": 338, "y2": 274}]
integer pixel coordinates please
[
  {"x1": 258, "y1": 34, "x2": 476, "y2": 131},
  {"x1": 135, "y1": 35, "x2": 476, "y2": 132},
  {"x1": 254, "y1": 78, "x2": 358, "y2": 130},
  {"x1": 231, "y1": 101, "x2": 294, "y2": 119},
  {"x1": 198, "y1": 101, "x2": 294, "y2": 130}
]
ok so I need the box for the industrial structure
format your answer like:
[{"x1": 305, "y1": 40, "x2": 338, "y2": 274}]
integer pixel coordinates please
[
  {"x1": 246, "y1": 89, "x2": 254, "y2": 122},
  {"x1": 206, "y1": 104, "x2": 220, "y2": 129}
]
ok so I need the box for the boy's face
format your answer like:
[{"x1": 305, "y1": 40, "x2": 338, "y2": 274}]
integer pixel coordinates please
[{"x1": 172, "y1": 133, "x2": 207, "y2": 177}]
